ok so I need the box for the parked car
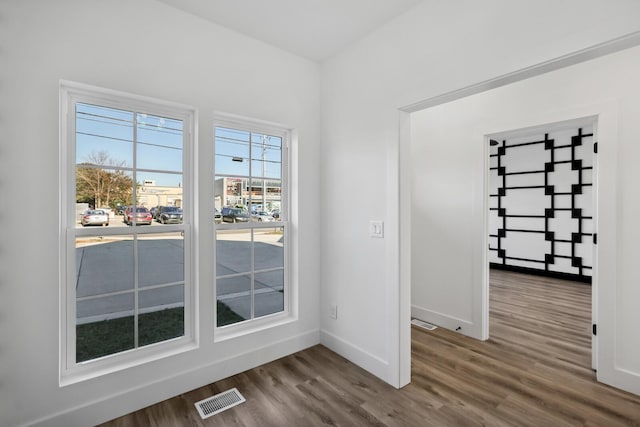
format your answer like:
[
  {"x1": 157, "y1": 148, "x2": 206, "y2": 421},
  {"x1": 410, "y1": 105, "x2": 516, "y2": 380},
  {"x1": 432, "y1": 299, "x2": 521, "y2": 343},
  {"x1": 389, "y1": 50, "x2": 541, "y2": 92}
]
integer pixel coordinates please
[
  {"x1": 157, "y1": 206, "x2": 183, "y2": 224},
  {"x1": 115, "y1": 205, "x2": 127, "y2": 215},
  {"x1": 81, "y1": 209, "x2": 109, "y2": 227},
  {"x1": 124, "y1": 206, "x2": 152, "y2": 225},
  {"x1": 251, "y1": 211, "x2": 274, "y2": 222},
  {"x1": 150, "y1": 206, "x2": 159, "y2": 219},
  {"x1": 214, "y1": 208, "x2": 222, "y2": 224},
  {"x1": 270, "y1": 210, "x2": 280, "y2": 220},
  {"x1": 98, "y1": 207, "x2": 113, "y2": 218},
  {"x1": 221, "y1": 207, "x2": 250, "y2": 223}
]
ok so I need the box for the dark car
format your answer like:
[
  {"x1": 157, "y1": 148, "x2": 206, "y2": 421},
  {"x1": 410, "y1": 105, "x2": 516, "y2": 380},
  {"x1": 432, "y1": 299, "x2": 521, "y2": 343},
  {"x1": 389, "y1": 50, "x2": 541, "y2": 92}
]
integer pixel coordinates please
[
  {"x1": 157, "y1": 206, "x2": 183, "y2": 224},
  {"x1": 124, "y1": 206, "x2": 152, "y2": 225},
  {"x1": 221, "y1": 207, "x2": 250, "y2": 223}
]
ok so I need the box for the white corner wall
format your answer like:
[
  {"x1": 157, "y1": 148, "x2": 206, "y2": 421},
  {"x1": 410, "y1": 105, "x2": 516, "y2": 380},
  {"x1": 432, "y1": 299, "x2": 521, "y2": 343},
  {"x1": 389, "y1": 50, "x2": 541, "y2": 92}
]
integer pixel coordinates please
[
  {"x1": 0, "y1": 1, "x2": 320, "y2": 426},
  {"x1": 320, "y1": 0, "x2": 640, "y2": 388},
  {"x1": 410, "y1": 44, "x2": 640, "y2": 395}
]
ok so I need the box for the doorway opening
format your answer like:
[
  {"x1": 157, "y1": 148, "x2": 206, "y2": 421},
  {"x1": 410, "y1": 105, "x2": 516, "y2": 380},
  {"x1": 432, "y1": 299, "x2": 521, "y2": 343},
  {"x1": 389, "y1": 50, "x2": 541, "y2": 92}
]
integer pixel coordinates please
[{"x1": 486, "y1": 118, "x2": 597, "y2": 369}]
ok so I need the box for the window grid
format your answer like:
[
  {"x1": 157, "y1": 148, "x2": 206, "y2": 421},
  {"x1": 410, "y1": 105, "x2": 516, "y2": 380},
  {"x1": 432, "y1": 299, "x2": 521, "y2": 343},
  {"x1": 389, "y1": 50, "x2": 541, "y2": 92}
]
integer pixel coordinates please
[
  {"x1": 60, "y1": 81, "x2": 195, "y2": 383},
  {"x1": 214, "y1": 120, "x2": 289, "y2": 328}
]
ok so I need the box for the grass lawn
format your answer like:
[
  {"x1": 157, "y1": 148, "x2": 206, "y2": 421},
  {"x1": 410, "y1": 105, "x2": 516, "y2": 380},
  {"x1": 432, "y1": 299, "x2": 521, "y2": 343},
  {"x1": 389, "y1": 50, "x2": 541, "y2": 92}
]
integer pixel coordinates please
[{"x1": 77, "y1": 302, "x2": 245, "y2": 362}]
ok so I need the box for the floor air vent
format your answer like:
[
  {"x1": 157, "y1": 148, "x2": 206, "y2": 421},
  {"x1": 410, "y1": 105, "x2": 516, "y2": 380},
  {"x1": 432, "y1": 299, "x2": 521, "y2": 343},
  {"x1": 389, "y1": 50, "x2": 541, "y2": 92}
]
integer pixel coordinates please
[
  {"x1": 411, "y1": 318, "x2": 438, "y2": 331},
  {"x1": 195, "y1": 388, "x2": 246, "y2": 419}
]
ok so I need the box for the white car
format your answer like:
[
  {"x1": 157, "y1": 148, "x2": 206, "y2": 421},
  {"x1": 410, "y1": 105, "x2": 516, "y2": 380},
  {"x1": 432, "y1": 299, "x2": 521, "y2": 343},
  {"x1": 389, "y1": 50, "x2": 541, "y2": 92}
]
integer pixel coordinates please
[
  {"x1": 251, "y1": 211, "x2": 274, "y2": 222},
  {"x1": 81, "y1": 209, "x2": 109, "y2": 226}
]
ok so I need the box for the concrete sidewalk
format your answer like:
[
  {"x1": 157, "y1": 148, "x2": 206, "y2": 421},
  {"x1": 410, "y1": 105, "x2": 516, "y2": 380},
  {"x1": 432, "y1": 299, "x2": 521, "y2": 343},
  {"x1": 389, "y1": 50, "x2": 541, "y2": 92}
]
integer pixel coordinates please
[{"x1": 75, "y1": 233, "x2": 284, "y2": 324}]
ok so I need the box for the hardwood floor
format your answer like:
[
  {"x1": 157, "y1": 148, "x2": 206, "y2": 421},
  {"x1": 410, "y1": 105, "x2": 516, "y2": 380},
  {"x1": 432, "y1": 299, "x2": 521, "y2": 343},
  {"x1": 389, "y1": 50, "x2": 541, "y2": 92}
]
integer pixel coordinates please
[{"x1": 100, "y1": 270, "x2": 640, "y2": 426}]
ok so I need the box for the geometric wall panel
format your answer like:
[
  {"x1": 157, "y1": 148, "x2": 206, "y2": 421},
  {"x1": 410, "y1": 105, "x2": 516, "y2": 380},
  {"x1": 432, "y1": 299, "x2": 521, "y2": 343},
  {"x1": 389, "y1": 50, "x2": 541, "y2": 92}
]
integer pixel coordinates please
[
  {"x1": 548, "y1": 211, "x2": 579, "y2": 241},
  {"x1": 554, "y1": 241, "x2": 573, "y2": 257},
  {"x1": 501, "y1": 187, "x2": 549, "y2": 216},
  {"x1": 507, "y1": 172, "x2": 546, "y2": 187},
  {"x1": 507, "y1": 217, "x2": 546, "y2": 232},
  {"x1": 501, "y1": 231, "x2": 550, "y2": 261},
  {"x1": 489, "y1": 125, "x2": 593, "y2": 282}
]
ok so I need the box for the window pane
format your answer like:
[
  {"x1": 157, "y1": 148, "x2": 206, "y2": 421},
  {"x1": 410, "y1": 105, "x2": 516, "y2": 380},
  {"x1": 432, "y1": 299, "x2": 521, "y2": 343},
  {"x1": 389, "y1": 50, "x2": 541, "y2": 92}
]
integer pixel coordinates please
[
  {"x1": 76, "y1": 103, "x2": 134, "y2": 167},
  {"x1": 254, "y1": 270, "x2": 284, "y2": 317},
  {"x1": 76, "y1": 235, "x2": 134, "y2": 298},
  {"x1": 254, "y1": 228, "x2": 284, "y2": 271},
  {"x1": 76, "y1": 292, "x2": 135, "y2": 322},
  {"x1": 76, "y1": 166, "x2": 134, "y2": 211},
  {"x1": 217, "y1": 275, "x2": 251, "y2": 326},
  {"x1": 251, "y1": 134, "x2": 282, "y2": 179},
  {"x1": 247, "y1": 179, "x2": 281, "y2": 213},
  {"x1": 215, "y1": 127, "x2": 250, "y2": 176},
  {"x1": 136, "y1": 113, "x2": 183, "y2": 172},
  {"x1": 138, "y1": 233, "x2": 184, "y2": 287},
  {"x1": 76, "y1": 293, "x2": 134, "y2": 362},
  {"x1": 138, "y1": 285, "x2": 184, "y2": 347},
  {"x1": 216, "y1": 229, "x2": 251, "y2": 275}
]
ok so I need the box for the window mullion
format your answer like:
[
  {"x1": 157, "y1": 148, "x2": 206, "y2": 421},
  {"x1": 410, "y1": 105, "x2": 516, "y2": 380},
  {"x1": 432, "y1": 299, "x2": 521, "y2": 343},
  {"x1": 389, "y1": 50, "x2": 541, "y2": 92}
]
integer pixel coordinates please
[
  {"x1": 251, "y1": 229, "x2": 255, "y2": 320},
  {"x1": 132, "y1": 112, "x2": 139, "y2": 349},
  {"x1": 132, "y1": 113, "x2": 138, "y2": 226},
  {"x1": 249, "y1": 131, "x2": 254, "y2": 320},
  {"x1": 249, "y1": 130, "x2": 253, "y2": 211}
]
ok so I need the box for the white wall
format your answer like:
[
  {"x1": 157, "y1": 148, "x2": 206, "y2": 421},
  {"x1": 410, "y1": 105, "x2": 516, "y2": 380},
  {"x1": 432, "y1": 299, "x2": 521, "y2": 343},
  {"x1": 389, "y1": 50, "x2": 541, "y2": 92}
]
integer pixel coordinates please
[
  {"x1": 321, "y1": 0, "x2": 640, "y2": 388},
  {"x1": 410, "y1": 44, "x2": 640, "y2": 394},
  {"x1": 0, "y1": 1, "x2": 320, "y2": 426}
]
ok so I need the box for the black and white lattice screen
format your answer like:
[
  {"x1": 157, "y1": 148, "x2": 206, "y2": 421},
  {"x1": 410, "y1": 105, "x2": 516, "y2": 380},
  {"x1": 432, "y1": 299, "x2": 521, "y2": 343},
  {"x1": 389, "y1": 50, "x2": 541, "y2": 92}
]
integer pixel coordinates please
[{"x1": 488, "y1": 125, "x2": 593, "y2": 282}]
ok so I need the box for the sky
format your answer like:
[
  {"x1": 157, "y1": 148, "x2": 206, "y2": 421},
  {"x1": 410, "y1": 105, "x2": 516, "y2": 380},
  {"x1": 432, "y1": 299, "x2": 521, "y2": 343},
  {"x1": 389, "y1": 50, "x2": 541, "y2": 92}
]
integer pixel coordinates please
[{"x1": 75, "y1": 103, "x2": 283, "y2": 189}]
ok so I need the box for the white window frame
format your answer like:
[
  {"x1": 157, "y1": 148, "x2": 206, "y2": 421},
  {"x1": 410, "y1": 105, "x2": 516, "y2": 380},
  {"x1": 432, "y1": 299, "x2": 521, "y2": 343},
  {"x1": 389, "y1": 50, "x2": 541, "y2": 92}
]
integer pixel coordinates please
[
  {"x1": 213, "y1": 113, "x2": 293, "y2": 341},
  {"x1": 59, "y1": 81, "x2": 198, "y2": 385}
]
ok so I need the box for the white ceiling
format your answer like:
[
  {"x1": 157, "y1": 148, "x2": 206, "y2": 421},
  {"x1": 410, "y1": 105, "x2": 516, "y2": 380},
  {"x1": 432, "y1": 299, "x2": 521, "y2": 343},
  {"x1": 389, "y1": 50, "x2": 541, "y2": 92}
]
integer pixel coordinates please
[{"x1": 155, "y1": 0, "x2": 423, "y2": 62}]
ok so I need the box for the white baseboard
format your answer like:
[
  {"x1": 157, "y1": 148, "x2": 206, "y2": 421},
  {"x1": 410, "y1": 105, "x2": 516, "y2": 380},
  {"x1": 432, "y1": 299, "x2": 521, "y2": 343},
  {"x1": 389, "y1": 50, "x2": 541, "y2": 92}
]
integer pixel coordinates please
[
  {"x1": 411, "y1": 305, "x2": 480, "y2": 339},
  {"x1": 30, "y1": 329, "x2": 320, "y2": 427},
  {"x1": 319, "y1": 330, "x2": 390, "y2": 384}
]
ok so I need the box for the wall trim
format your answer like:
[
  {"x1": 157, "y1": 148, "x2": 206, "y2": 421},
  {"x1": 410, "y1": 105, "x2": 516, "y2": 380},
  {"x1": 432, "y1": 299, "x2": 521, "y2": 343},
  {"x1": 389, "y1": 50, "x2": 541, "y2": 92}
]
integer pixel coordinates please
[
  {"x1": 320, "y1": 330, "x2": 390, "y2": 384},
  {"x1": 410, "y1": 306, "x2": 477, "y2": 339},
  {"x1": 29, "y1": 329, "x2": 320, "y2": 427},
  {"x1": 400, "y1": 31, "x2": 640, "y2": 113}
]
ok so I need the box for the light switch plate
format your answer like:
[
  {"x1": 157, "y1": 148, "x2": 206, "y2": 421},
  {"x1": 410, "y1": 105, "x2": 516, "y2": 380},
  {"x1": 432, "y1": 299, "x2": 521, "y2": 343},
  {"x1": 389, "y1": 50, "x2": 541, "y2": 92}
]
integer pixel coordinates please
[
  {"x1": 330, "y1": 304, "x2": 338, "y2": 320},
  {"x1": 369, "y1": 220, "x2": 384, "y2": 238}
]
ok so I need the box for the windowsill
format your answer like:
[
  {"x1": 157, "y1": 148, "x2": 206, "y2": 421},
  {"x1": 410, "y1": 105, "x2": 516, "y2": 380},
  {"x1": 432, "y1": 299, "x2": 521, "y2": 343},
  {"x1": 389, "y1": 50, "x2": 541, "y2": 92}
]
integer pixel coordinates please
[
  {"x1": 214, "y1": 311, "x2": 296, "y2": 343},
  {"x1": 60, "y1": 338, "x2": 198, "y2": 387}
]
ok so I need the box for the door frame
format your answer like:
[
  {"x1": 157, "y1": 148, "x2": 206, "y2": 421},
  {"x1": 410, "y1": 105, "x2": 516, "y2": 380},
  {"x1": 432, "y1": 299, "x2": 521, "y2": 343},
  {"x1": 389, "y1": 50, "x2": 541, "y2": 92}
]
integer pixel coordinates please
[{"x1": 398, "y1": 31, "x2": 640, "y2": 392}]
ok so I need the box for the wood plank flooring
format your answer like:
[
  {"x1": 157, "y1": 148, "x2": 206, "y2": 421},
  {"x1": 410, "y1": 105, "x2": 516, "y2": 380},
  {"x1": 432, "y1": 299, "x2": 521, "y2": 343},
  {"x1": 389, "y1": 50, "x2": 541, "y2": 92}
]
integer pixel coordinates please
[{"x1": 100, "y1": 270, "x2": 640, "y2": 426}]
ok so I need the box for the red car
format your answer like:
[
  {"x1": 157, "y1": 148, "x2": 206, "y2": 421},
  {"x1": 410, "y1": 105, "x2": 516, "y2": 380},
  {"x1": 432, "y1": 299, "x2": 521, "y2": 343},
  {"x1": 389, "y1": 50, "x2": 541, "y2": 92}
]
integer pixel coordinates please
[{"x1": 124, "y1": 206, "x2": 152, "y2": 225}]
